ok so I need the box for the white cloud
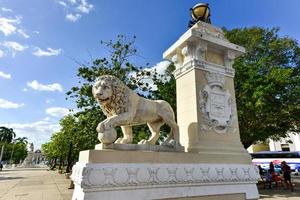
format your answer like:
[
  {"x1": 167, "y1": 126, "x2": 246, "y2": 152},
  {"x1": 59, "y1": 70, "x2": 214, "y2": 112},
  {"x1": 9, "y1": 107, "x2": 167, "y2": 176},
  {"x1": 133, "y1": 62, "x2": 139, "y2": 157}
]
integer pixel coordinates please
[
  {"x1": 0, "y1": 49, "x2": 4, "y2": 57},
  {"x1": 46, "y1": 107, "x2": 70, "y2": 117},
  {"x1": 0, "y1": 71, "x2": 11, "y2": 79},
  {"x1": 1, "y1": 7, "x2": 13, "y2": 12},
  {"x1": 27, "y1": 80, "x2": 63, "y2": 92},
  {"x1": 0, "y1": 16, "x2": 21, "y2": 36},
  {"x1": 0, "y1": 98, "x2": 24, "y2": 109},
  {"x1": 22, "y1": 88, "x2": 28, "y2": 92},
  {"x1": 130, "y1": 61, "x2": 171, "y2": 91},
  {"x1": 58, "y1": 1, "x2": 68, "y2": 7},
  {"x1": 66, "y1": 13, "x2": 81, "y2": 22},
  {"x1": 58, "y1": 0, "x2": 93, "y2": 22},
  {"x1": 46, "y1": 99, "x2": 55, "y2": 104},
  {"x1": 1, "y1": 41, "x2": 27, "y2": 56},
  {"x1": 148, "y1": 61, "x2": 171, "y2": 76},
  {"x1": 0, "y1": 118, "x2": 60, "y2": 149},
  {"x1": 68, "y1": 0, "x2": 77, "y2": 5},
  {"x1": 2, "y1": 41, "x2": 26, "y2": 51},
  {"x1": 17, "y1": 29, "x2": 29, "y2": 38},
  {"x1": 77, "y1": 0, "x2": 93, "y2": 13},
  {"x1": 33, "y1": 47, "x2": 62, "y2": 57}
]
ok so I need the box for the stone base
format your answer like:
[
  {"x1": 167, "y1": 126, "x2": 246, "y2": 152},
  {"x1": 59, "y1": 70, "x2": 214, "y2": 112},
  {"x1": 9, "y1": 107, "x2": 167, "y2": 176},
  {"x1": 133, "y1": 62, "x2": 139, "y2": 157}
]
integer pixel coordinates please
[
  {"x1": 71, "y1": 150, "x2": 259, "y2": 200},
  {"x1": 95, "y1": 143, "x2": 184, "y2": 152}
]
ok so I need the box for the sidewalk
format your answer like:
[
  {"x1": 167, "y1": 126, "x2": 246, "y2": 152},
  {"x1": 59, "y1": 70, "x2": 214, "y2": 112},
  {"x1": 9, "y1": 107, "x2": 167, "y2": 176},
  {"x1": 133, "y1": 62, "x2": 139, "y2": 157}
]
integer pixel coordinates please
[{"x1": 0, "y1": 168, "x2": 73, "y2": 200}]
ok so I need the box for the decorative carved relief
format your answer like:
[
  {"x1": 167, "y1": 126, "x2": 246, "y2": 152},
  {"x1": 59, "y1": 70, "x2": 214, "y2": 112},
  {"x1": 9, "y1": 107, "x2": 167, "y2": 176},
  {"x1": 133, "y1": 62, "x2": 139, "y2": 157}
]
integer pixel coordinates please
[
  {"x1": 181, "y1": 44, "x2": 194, "y2": 64},
  {"x1": 215, "y1": 168, "x2": 224, "y2": 182},
  {"x1": 229, "y1": 168, "x2": 239, "y2": 182},
  {"x1": 103, "y1": 168, "x2": 117, "y2": 186},
  {"x1": 184, "y1": 167, "x2": 194, "y2": 183},
  {"x1": 147, "y1": 167, "x2": 160, "y2": 184},
  {"x1": 199, "y1": 72, "x2": 233, "y2": 133},
  {"x1": 71, "y1": 163, "x2": 259, "y2": 190},
  {"x1": 224, "y1": 50, "x2": 235, "y2": 68},
  {"x1": 194, "y1": 21, "x2": 228, "y2": 41},
  {"x1": 242, "y1": 167, "x2": 251, "y2": 181},
  {"x1": 167, "y1": 168, "x2": 178, "y2": 183},
  {"x1": 200, "y1": 167, "x2": 210, "y2": 182},
  {"x1": 126, "y1": 168, "x2": 139, "y2": 185},
  {"x1": 196, "y1": 43, "x2": 207, "y2": 61}
]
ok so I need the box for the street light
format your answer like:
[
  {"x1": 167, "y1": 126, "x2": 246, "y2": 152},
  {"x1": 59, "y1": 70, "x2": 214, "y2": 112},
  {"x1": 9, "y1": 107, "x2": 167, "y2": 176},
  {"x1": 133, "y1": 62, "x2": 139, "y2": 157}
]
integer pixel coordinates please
[{"x1": 188, "y1": 3, "x2": 211, "y2": 28}]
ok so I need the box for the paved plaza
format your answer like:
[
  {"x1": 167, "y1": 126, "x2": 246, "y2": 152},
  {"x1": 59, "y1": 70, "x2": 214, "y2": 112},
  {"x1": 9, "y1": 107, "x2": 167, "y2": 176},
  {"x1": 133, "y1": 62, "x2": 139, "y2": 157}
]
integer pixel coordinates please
[
  {"x1": 0, "y1": 168, "x2": 72, "y2": 200},
  {"x1": 0, "y1": 168, "x2": 300, "y2": 200}
]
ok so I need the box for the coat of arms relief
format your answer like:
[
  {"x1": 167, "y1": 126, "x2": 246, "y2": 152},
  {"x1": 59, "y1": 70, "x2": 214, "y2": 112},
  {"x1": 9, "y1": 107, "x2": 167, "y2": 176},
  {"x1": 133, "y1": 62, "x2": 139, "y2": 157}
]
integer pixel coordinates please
[{"x1": 199, "y1": 72, "x2": 233, "y2": 133}]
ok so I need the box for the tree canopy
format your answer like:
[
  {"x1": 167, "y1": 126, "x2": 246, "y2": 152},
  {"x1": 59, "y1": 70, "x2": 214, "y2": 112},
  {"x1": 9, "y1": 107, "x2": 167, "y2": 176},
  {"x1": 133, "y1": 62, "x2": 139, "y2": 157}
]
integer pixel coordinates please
[
  {"x1": 0, "y1": 127, "x2": 27, "y2": 164},
  {"x1": 224, "y1": 27, "x2": 300, "y2": 148}
]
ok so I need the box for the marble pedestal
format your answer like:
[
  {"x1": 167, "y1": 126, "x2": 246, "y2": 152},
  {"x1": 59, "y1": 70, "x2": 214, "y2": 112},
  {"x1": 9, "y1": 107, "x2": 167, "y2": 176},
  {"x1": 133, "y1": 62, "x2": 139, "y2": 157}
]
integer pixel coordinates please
[{"x1": 71, "y1": 150, "x2": 259, "y2": 200}]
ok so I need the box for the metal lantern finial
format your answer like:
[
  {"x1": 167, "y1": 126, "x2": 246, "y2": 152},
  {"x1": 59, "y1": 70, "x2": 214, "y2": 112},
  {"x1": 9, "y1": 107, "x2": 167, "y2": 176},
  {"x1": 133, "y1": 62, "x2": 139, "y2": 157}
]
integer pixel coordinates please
[{"x1": 188, "y1": 3, "x2": 211, "y2": 28}]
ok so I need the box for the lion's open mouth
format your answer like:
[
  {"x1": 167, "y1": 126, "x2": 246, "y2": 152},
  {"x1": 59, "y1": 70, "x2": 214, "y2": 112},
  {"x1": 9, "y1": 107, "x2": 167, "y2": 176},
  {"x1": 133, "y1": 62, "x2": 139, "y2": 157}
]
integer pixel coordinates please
[{"x1": 98, "y1": 97, "x2": 110, "y2": 103}]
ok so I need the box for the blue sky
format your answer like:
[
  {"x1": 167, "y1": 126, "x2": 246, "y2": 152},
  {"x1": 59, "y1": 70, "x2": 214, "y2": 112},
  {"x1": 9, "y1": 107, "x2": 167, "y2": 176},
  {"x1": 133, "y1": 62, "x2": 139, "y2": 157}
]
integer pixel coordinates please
[{"x1": 0, "y1": 0, "x2": 299, "y2": 149}]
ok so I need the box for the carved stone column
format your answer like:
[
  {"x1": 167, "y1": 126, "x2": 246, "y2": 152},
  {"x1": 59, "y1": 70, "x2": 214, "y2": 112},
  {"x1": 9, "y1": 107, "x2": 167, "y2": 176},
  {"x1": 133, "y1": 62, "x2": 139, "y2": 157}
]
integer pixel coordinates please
[{"x1": 163, "y1": 21, "x2": 250, "y2": 160}]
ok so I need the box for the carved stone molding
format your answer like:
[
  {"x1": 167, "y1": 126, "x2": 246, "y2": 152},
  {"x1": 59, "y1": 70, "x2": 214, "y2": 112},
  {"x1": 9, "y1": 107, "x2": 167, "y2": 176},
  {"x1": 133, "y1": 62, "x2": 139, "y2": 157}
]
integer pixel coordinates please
[
  {"x1": 224, "y1": 50, "x2": 236, "y2": 67},
  {"x1": 181, "y1": 43, "x2": 195, "y2": 65},
  {"x1": 71, "y1": 163, "x2": 259, "y2": 191},
  {"x1": 193, "y1": 21, "x2": 228, "y2": 41},
  {"x1": 173, "y1": 59, "x2": 235, "y2": 80},
  {"x1": 195, "y1": 42, "x2": 207, "y2": 61}
]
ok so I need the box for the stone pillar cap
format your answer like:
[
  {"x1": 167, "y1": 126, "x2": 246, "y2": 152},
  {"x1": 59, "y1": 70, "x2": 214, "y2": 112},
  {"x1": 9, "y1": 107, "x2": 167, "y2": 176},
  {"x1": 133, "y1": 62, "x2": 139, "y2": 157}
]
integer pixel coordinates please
[{"x1": 163, "y1": 21, "x2": 245, "y2": 60}]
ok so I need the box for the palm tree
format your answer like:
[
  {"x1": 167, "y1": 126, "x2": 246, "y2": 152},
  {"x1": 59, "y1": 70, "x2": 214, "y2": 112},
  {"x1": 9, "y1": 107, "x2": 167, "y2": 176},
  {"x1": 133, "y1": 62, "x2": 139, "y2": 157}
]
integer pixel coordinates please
[
  {"x1": 10, "y1": 137, "x2": 28, "y2": 163},
  {"x1": 0, "y1": 126, "x2": 16, "y2": 163},
  {"x1": 15, "y1": 137, "x2": 28, "y2": 145}
]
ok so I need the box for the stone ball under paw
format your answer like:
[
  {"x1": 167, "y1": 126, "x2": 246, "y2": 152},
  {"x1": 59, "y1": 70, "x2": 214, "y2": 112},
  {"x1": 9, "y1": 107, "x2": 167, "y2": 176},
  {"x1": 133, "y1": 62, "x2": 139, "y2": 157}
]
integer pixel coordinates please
[{"x1": 98, "y1": 128, "x2": 117, "y2": 144}]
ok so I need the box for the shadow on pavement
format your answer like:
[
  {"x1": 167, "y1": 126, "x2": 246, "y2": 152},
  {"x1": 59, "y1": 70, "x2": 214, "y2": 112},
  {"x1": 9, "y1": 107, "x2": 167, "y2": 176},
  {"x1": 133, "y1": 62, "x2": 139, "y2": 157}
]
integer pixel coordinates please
[{"x1": 0, "y1": 176, "x2": 23, "y2": 181}]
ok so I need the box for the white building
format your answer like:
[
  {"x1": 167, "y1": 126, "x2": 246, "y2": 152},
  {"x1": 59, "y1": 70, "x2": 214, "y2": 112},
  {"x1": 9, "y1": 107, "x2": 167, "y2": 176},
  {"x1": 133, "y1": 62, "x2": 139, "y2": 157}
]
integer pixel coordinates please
[
  {"x1": 269, "y1": 132, "x2": 300, "y2": 152},
  {"x1": 247, "y1": 132, "x2": 300, "y2": 153}
]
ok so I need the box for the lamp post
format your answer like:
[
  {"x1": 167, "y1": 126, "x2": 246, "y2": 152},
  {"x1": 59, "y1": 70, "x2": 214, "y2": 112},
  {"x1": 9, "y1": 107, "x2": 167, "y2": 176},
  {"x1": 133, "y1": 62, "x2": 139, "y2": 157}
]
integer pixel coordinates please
[{"x1": 188, "y1": 3, "x2": 211, "y2": 27}]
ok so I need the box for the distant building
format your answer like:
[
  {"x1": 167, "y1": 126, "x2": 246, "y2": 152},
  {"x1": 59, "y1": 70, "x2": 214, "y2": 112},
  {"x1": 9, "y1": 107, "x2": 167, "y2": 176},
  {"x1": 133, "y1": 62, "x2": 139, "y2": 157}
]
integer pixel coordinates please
[
  {"x1": 247, "y1": 131, "x2": 300, "y2": 153},
  {"x1": 269, "y1": 132, "x2": 300, "y2": 152}
]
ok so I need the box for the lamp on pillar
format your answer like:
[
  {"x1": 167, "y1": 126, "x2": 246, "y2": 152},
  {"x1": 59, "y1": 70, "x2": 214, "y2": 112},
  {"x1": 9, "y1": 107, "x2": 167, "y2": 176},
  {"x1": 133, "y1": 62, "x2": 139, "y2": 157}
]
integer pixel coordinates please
[{"x1": 188, "y1": 3, "x2": 211, "y2": 27}]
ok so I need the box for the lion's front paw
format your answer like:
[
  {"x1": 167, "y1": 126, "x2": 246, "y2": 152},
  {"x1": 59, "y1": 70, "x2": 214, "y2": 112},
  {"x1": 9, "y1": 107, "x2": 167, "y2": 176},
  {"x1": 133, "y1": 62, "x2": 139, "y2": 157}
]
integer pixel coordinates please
[
  {"x1": 103, "y1": 121, "x2": 113, "y2": 130},
  {"x1": 114, "y1": 138, "x2": 132, "y2": 144},
  {"x1": 138, "y1": 139, "x2": 149, "y2": 145},
  {"x1": 114, "y1": 138, "x2": 123, "y2": 144},
  {"x1": 96, "y1": 122, "x2": 105, "y2": 133}
]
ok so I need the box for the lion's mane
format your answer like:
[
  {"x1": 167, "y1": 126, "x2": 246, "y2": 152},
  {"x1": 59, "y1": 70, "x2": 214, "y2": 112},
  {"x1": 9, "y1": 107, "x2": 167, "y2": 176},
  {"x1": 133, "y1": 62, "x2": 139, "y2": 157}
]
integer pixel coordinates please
[{"x1": 94, "y1": 75, "x2": 128, "y2": 117}]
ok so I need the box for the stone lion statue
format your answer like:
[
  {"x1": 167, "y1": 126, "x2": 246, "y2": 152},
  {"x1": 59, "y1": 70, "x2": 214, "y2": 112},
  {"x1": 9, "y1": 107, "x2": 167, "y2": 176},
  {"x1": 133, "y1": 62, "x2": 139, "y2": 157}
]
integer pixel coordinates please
[{"x1": 92, "y1": 75, "x2": 180, "y2": 145}]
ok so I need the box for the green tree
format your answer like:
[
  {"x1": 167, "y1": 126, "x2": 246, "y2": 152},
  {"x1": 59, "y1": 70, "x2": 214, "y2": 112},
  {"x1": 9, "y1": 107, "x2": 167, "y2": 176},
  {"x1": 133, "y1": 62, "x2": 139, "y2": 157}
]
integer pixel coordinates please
[
  {"x1": 42, "y1": 131, "x2": 68, "y2": 170},
  {"x1": 0, "y1": 127, "x2": 16, "y2": 162},
  {"x1": 224, "y1": 27, "x2": 300, "y2": 148},
  {"x1": 4, "y1": 137, "x2": 28, "y2": 164}
]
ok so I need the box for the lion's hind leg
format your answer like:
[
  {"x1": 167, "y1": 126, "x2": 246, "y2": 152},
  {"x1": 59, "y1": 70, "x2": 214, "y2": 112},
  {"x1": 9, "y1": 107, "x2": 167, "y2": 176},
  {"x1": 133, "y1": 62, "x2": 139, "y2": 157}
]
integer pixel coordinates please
[
  {"x1": 138, "y1": 120, "x2": 164, "y2": 145},
  {"x1": 158, "y1": 107, "x2": 180, "y2": 146},
  {"x1": 163, "y1": 118, "x2": 180, "y2": 145}
]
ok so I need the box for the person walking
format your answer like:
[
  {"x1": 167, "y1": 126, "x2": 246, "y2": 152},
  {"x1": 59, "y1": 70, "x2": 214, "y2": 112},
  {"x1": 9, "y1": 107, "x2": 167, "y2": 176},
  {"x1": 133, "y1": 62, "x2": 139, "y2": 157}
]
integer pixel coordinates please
[
  {"x1": 0, "y1": 162, "x2": 3, "y2": 171},
  {"x1": 281, "y1": 161, "x2": 294, "y2": 191}
]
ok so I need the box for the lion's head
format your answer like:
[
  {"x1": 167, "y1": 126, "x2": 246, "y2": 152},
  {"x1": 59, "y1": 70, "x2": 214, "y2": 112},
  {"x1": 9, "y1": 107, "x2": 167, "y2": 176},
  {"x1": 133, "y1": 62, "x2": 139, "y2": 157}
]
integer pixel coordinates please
[{"x1": 92, "y1": 75, "x2": 127, "y2": 117}]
